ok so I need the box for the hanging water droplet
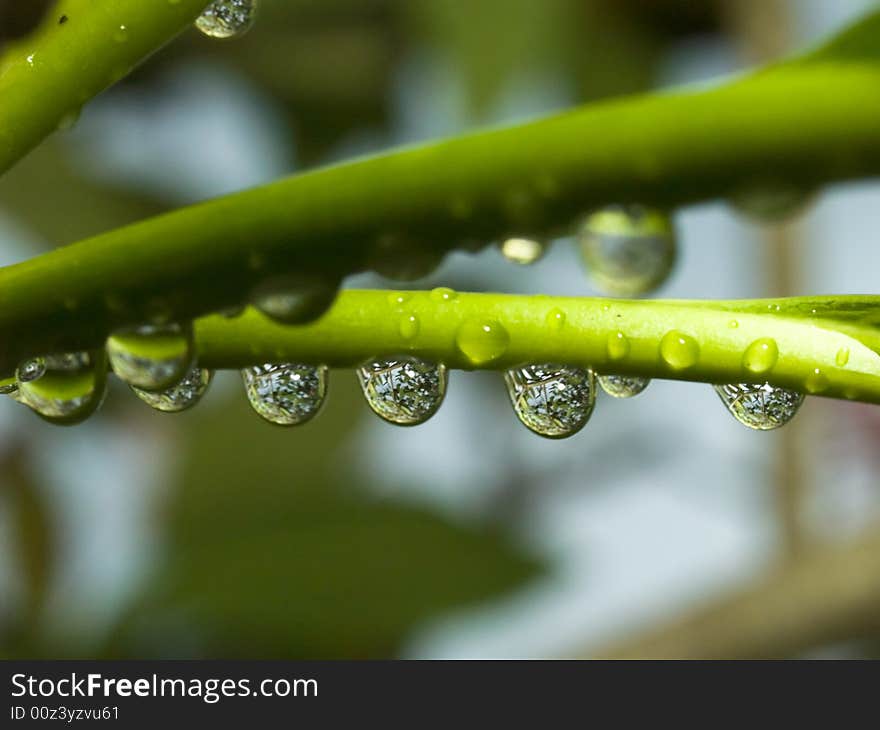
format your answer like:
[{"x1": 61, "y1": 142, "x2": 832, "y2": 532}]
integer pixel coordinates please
[
  {"x1": 730, "y1": 182, "x2": 813, "y2": 223},
  {"x1": 500, "y1": 238, "x2": 546, "y2": 265},
  {"x1": 578, "y1": 205, "x2": 676, "y2": 296},
  {"x1": 195, "y1": 0, "x2": 257, "y2": 39},
  {"x1": 107, "y1": 323, "x2": 194, "y2": 391},
  {"x1": 714, "y1": 382, "x2": 804, "y2": 431},
  {"x1": 242, "y1": 363, "x2": 327, "y2": 426},
  {"x1": 804, "y1": 368, "x2": 829, "y2": 394},
  {"x1": 132, "y1": 366, "x2": 213, "y2": 413},
  {"x1": 398, "y1": 314, "x2": 420, "y2": 341},
  {"x1": 599, "y1": 374, "x2": 650, "y2": 399},
  {"x1": 17, "y1": 352, "x2": 107, "y2": 425},
  {"x1": 430, "y1": 287, "x2": 457, "y2": 302},
  {"x1": 369, "y1": 234, "x2": 444, "y2": 282},
  {"x1": 504, "y1": 364, "x2": 596, "y2": 439},
  {"x1": 0, "y1": 376, "x2": 18, "y2": 395},
  {"x1": 455, "y1": 319, "x2": 510, "y2": 366},
  {"x1": 742, "y1": 338, "x2": 778, "y2": 375},
  {"x1": 252, "y1": 275, "x2": 338, "y2": 325},
  {"x1": 357, "y1": 357, "x2": 447, "y2": 426},
  {"x1": 659, "y1": 330, "x2": 699, "y2": 371}
]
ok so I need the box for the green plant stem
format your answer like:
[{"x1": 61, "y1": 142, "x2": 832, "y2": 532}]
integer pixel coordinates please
[
  {"x1": 192, "y1": 290, "x2": 880, "y2": 405},
  {"x1": 0, "y1": 0, "x2": 210, "y2": 174}
]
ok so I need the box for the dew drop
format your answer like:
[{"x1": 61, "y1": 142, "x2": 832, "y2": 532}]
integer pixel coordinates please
[
  {"x1": 132, "y1": 366, "x2": 213, "y2": 412},
  {"x1": 17, "y1": 352, "x2": 107, "y2": 425},
  {"x1": 357, "y1": 357, "x2": 447, "y2": 426},
  {"x1": 252, "y1": 275, "x2": 338, "y2": 325},
  {"x1": 113, "y1": 25, "x2": 128, "y2": 43},
  {"x1": 399, "y1": 314, "x2": 420, "y2": 341},
  {"x1": 606, "y1": 331, "x2": 630, "y2": 361},
  {"x1": 730, "y1": 182, "x2": 813, "y2": 223},
  {"x1": 835, "y1": 347, "x2": 850, "y2": 367},
  {"x1": 500, "y1": 238, "x2": 546, "y2": 266},
  {"x1": 430, "y1": 287, "x2": 457, "y2": 302},
  {"x1": 504, "y1": 364, "x2": 596, "y2": 439},
  {"x1": 242, "y1": 363, "x2": 327, "y2": 426},
  {"x1": 546, "y1": 308, "x2": 566, "y2": 331},
  {"x1": 578, "y1": 205, "x2": 676, "y2": 296},
  {"x1": 714, "y1": 382, "x2": 804, "y2": 430},
  {"x1": 369, "y1": 234, "x2": 443, "y2": 282},
  {"x1": 388, "y1": 292, "x2": 411, "y2": 307},
  {"x1": 195, "y1": 0, "x2": 257, "y2": 39},
  {"x1": 0, "y1": 376, "x2": 18, "y2": 395},
  {"x1": 599, "y1": 374, "x2": 650, "y2": 399},
  {"x1": 728, "y1": 320, "x2": 739, "y2": 329},
  {"x1": 455, "y1": 319, "x2": 510, "y2": 366},
  {"x1": 742, "y1": 338, "x2": 778, "y2": 375},
  {"x1": 660, "y1": 330, "x2": 699, "y2": 371},
  {"x1": 107, "y1": 323, "x2": 194, "y2": 391},
  {"x1": 804, "y1": 368, "x2": 829, "y2": 394}
]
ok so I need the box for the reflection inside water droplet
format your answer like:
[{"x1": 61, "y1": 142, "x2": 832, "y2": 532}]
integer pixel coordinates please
[
  {"x1": 195, "y1": 0, "x2": 257, "y2": 39},
  {"x1": 504, "y1": 363, "x2": 596, "y2": 439},
  {"x1": 132, "y1": 365, "x2": 213, "y2": 412},
  {"x1": 107, "y1": 323, "x2": 194, "y2": 391},
  {"x1": 598, "y1": 374, "x2": 650, "y2": 399},
  {"x1": 500, "y1": 237, "x2": 546, "y2": 265},
  {"x1": 17, "y1": 351, "x2": 106, "y2": 424},
  {"x1": 714, "y1": 382, "x2": 804, "y2": 430},
  {"x1": 357, "y1": 357, "x2": 447, "y2": 426},
  {"x1": 242, "y1": 363, "x2": 327, "y2": 426},
  {"x1": 579, "y1": 205, "x2": 676, "y2": 296}
]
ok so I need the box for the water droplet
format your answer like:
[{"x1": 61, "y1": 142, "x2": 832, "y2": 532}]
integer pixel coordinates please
[
  {"x1": 430, "y1": 287, "x2": 457, "y2": 302},
  {"x1": 500, "y1": 238, "x2": 546, "y2": 265},
  {"x1": 599, "y1": 374, "x2": 650, "y2": 398},
  {"x1": 107, "y1": 323, "x2": 194, "y2": 391},
  {"x1": 714, "y1": 382, "x2": 804, "y2": 430},
  {"x1": 242, "y1": 363, "x2": 327, "y2": 426},
  {"x1": 546, "y1": 308, "x2": 566, "y2": 331},
  {"x1": 606, "y1": 331, "x2": 630, "y2": 361},
  {"x1": 660, "y1": 330, "x2": 699, "y2": 370},
  {"x1": 369, "y1": 234, "x2": 443, "y2": 282},
  {"x1": 804, "y1": 368, "x2": 829, "y2": 394},
  {"x1": 113, "y1": 25, "x2": 128, "y2": 43},
  {"x1": 132, "y1": 366, "x2": 213, "y2": 412},
  {"x1": 195, "y1": 0, "x2": 257, "y2": 39},
  {"x1": 728, "y1": 320, "x2": 739, "y2": 329},
  {"x1": 579, "y1": 205, "x2": 676, "y2": 295},
  {"x1": 399, "y1": 314, "x2": 420, "y2": 341},
  {"x1": 17, "y1": 352, "x2": 107, "y2": 425},
  {"x1": 730, "y1": 182, "x2": 813, "y2": 223},
  {"x1": 0, "y1": 376, "x2": 18, "y2": 395},
  {"x1": 17, "y1": 357, "x2": 46, "y2": 383},
  {"x1": 835, "y1": 347, "x2": 850, "y2": 367},
  {"x1": 357, "y1": 357, "x2": 447, "y2": 426},
  {"x1": 456, "y1": 319, "x2": 510, "y2": 366},
  {"x1": 388, "y1": 292, "x2": 411, "y2": 307},
  {"x1": 504, "y1": 364, "x2": 596, "y2": 439},
  {"x1": 742, "y1": 338, "x2": 778, "y2": 375},
  {"x1": 252, "y1": 275, "x2": 338, "y2": 325}
]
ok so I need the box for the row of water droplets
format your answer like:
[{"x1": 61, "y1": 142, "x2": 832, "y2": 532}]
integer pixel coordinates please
[{"x1": 499, "y1": 204, "x2": 806, "y2": 432}]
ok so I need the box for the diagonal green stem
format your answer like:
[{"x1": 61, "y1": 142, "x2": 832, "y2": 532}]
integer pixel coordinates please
[
  {"x1": 194, "y1": 290, "x2": 880, "y2": 405},
  {"x1": 0, "y1": 0, "x2": 210, "y2": 174}
]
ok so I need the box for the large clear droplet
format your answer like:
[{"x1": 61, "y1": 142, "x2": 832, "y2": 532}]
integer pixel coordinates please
[
  {"x1": 598, "y1": 374, "x2": 650, "y2": 399},
  {"x1": 504, "y1": 364, "x2": 596, "y2": 439},
  {"x1": 16, "y1": 351, "x2": 107, "y2": 425},
  {"x1": 195, "y1": 0, "x2": 257, "y2": 39},
  {"x1": 578, "y1": 205, "x2": 676, "y2": 295},
  {"x1": 713, "y1": 382, "x2": 804, "y2": 431},
  {"x1": 357, "y1": 357, "x2": 447, "y2": 426},
  {"x1": 242, "y1": 363, "x2": 328, "y2": 426},
  {"x1": 251, "y1": 275, "x2": 338, "y2": 325},
  {"x1": 729, "y1": 182, "x2": 813, "y2": 224},
  {"x1": 132, "y1": 366, "x2": 213, "y2": 413},
  {"x1": 107, "y1": 323, "x2": 194, "y2": 391}
]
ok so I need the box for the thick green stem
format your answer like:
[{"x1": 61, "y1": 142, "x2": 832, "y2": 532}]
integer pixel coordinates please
[
  {"x1": 193, "y1": 290, "x2": 880, "y2": 405},
  {"x1": 0, "y1": 0, "x2": 210, "y2": 173}
]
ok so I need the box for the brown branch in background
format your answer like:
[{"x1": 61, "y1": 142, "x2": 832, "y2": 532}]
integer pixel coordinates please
[{"x1": 589, "y1": 527, "x2": 880, "y2": 659}]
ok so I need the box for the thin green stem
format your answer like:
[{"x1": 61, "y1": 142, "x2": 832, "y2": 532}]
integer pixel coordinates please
[
  {"x1": 194, "y1": 290, "x2": 880, "y2": 405},
  {"x1": 0, "y1": 0, "x2": 210, "y2": 174}
]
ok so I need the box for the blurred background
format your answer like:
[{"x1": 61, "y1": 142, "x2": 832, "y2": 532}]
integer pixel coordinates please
[{"x1": 1, "y1": 0, "x2": 880, "y2": 659}]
